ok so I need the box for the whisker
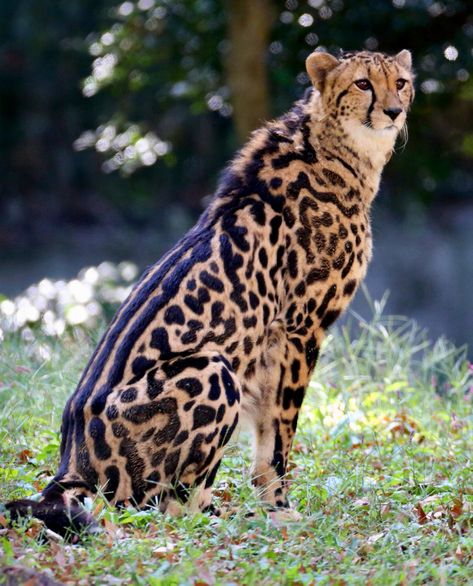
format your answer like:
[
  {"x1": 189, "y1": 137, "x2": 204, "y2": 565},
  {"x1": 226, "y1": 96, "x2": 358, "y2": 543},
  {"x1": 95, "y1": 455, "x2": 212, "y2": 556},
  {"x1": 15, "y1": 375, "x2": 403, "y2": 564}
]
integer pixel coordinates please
[{"x1": 397, "y1": 123, "x2": 409, "y2": 151}]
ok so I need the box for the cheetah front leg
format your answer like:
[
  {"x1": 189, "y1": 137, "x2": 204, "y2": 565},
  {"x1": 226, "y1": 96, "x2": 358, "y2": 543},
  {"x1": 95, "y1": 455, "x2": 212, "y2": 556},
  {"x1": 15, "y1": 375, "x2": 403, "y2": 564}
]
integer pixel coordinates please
[{"x1": 251, "y1": 337, "x2": 317, "y2": 510}]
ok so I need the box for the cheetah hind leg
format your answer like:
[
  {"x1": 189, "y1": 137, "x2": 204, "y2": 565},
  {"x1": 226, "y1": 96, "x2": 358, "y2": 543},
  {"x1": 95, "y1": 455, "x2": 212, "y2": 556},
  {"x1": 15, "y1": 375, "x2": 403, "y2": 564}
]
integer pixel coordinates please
[{"x1": 142, "y1": 352, "x2": 241, "y2": 517}]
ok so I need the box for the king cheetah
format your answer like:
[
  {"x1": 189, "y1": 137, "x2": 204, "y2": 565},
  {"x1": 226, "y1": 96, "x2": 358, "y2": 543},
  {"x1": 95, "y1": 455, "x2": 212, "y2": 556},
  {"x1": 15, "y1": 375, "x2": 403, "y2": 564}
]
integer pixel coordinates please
[{"x1": 7, "y1": 49, "x2": 414, "y2": 536}]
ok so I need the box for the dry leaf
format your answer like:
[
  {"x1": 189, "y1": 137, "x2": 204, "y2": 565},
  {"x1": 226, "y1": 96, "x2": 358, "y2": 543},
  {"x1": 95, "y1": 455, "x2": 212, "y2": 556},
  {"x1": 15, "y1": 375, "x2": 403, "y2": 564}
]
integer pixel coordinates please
[
  {"x1": 414, "y1": 503, "x2": 427, "y2": 525},
  {"x1": 455, "y1": 545, "x2": 464, "y2": 561},
  {"x1": 450, "y1": 497, "x2": 463, "y2": 518},
  {"x1": 17, "y1": 449, "x2": 33, "y2": 463}
]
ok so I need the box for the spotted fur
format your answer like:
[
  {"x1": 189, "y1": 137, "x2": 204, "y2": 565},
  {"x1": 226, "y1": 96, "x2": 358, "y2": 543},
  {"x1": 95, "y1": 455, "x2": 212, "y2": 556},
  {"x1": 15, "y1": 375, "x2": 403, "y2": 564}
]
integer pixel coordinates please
[{"x1": 6, "y1": 49, "x2": 414, "y2": 535}]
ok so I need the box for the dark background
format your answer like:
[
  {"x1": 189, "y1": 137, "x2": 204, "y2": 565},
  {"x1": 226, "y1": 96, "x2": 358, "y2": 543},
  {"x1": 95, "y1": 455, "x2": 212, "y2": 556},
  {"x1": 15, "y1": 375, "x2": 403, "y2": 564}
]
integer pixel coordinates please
[{"x1": 0, "y1": 0, "x2": 472, "y2": 351}]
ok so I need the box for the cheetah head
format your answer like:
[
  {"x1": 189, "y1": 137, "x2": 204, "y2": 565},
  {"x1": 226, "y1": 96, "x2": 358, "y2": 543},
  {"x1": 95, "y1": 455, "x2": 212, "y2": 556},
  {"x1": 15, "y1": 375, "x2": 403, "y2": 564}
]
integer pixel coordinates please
[{"x1": 306, "y1": 49, "x2": 414, "y2": 149}]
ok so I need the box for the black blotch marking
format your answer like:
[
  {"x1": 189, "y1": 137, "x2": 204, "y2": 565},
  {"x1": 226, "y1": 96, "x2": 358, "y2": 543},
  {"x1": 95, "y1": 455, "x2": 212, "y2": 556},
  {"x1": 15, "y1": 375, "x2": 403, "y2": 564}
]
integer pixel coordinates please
[
  {"x1": 162, "y1": 356, "x2": 209, "y2": 379},
  {"x1": 295, "y1": 281, "x2": 306, "y2": 297},
  {"x1": 184, "y1": 400, "x2": 196, "y2": 411},
  {"x1": 316, "y1": 284, "x2": 337, "y2": 319},
  {"x1": 320, "y1": 309, "x2": 341, "y2": 330},
  {"x1": 121, "y1": 387, "x2": 138, "y2": 403},
  {"x1": 291, "y1": 359, "x2": 301, "y2": 384},
  {"x1": 249, "y1": 291, "x2": 260, "y2": 309},
  {"x1": 221, "y1": 368, "x2": 239, "y2": 406},
  {"x1": 282, "y1": 385, "x2": 305, "y2": 410},
  {"x1": 200, "y1": 270, "x2": 224, "y2": 293},
  {"x1": 343, "y1": 279, "x2": 357, "y2": 296},
  {"x1": 208, "y1": 374, "x2": 221, "y2": 400},
  {"x1": 104, "y1": 465, "x2": 120, "y2": 500},
  {"x1": 222, "y1": 212, "x2": 250, "y2": 252},
  {"x1": 151, "y1": 449, "x2": 166, "y2": 467},
  {"x1": 305, "y1": 337, "x2": 319, "y2": 371},
  {"x1": 91, "y1": 385, "x2": 109, "y2": 416},
  {"x1": 210, "y1": 301, "x2": 225, "y2": 327},
  {"x1": 258, "y1": 247, "x2": 268, "y2": 268},
  {"x1": 220, "y1": 234, "x2": 247, "y2": 311},
  {"x1": 129, "y1": 356, "x2": 156, "y2": 383},
  {"x1": 288, "y1": 250, "x2": 298, "y2": 279},
  {"x1": 339, "y1": 225, "x2": 349, "y2": 239},
  {"x1": 123, "y1": 397, "x2": 177, "y2": 424},
  {"x1": 307, "y1": 259, "x2": 330, "y2": 284},
  {"x1": 147, "y1": 369, "x2": 164, "y2": 400},
  {"x1": 112, "y1": 422, "x2": 128, "y2": 438},
  {"x1": 164, "y1": 305, "x2": 185, "y2": 325},
  {"x1": 216, "y1": 404, "x2": 225, "y2": 423},
  {"x1": 270, "y1": 215, "x2": 282, "y2": 245},
  {"x1": 243, "y1": 336, "x2": 253, "y2": 355},
  {"x1": 106, "y1": 405, "x2": 119, "y2": 421},
  {"x1": 341, "y1": 252, "x2": 355, "y2": 278},
  {"x1": 256, "y1": 272, "x2": 267, "y2": 297},
  {"x1": 193, "y1": 405, "x2": 217, "y2": 429},
  {"x1": 332, "y1": 251, "x2": 345, "y2": 270},
  {"x1": 283, "y1": 206, "x2": 296, "y2": 228},
  {"x1": 89, "y1": 416, "x2": 111, "y2": 460},
  {"x1": 173, "y1": 430, "x2": 189, "y2": 447},
  {"x1": 164, "y1": 449, "x2": 181, "y2": 477},
  {"x1": 176, "y1": 377, "x2": 203, "y2": 397},
  {"x1": 184, "y1": 294, "x2": 204, "y2": 315},
  {"x1": 322, "y1": 168, "x2": 346, "y2": 188},
  {"x1": 243, "y1": 315, "x2": 257, "y2": 329},
  {"x1": 150, "y1": 328, "x2": 171, "y2": 357}
]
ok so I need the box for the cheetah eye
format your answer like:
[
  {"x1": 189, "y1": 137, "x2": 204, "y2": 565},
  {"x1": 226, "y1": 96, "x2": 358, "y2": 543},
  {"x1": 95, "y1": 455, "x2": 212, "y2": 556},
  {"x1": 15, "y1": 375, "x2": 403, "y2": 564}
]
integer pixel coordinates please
[
  {"x1": 355, "y1": 79, "x2": 371, "y2": 91},
  {"x1": 396, "y1": 78, "x2": 407, "y2": 90}
]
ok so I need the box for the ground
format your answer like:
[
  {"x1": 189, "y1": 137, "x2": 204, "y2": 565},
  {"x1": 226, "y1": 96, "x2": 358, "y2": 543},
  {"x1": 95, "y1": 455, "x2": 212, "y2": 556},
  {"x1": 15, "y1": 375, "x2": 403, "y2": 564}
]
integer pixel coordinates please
[{"x1": 0, "y1": 295, "x2": 472, "y2": 585}]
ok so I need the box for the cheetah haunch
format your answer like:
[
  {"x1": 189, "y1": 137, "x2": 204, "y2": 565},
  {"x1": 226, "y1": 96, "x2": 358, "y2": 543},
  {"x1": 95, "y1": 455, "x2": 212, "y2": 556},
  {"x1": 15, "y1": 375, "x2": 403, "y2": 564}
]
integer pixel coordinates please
[{"x1": 7, "y1": 49, "x2": 414, "y2": 537}]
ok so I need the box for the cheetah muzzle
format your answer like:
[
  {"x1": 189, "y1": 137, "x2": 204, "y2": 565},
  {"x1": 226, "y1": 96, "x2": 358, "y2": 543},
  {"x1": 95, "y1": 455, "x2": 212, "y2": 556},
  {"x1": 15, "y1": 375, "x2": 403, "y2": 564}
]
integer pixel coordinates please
[{"x1": 6, "y1": 48, "x2": 414, "y2": 538}]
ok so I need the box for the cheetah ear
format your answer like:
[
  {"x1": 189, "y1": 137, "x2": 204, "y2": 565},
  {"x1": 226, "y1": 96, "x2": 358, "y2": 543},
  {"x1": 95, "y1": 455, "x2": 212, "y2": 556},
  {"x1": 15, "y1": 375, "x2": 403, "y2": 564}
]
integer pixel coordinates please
[
  {"x1": 306, "y1": 51, "x2": 340, "y2": 92},
  {"x1": 394, "y1": 49, "x2": 412, "y2": 71}
]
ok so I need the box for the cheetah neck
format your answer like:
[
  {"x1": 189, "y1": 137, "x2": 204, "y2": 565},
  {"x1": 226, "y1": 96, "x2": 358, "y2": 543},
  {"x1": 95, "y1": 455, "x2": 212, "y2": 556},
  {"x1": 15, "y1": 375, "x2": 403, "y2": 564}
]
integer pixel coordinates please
[{"x1": 305, "y1": 92, "x2": 397, "y2": 201}]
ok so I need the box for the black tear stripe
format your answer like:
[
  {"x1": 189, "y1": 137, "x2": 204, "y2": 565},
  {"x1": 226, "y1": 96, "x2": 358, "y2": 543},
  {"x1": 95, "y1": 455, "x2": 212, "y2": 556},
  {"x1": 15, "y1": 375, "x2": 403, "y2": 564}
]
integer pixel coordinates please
[
  {"x1": 335, "y1": 88, "x2": 349, "y2": 108},
  {"x1": 365, "y1": 67, "x2": 377, "y2": 127}
]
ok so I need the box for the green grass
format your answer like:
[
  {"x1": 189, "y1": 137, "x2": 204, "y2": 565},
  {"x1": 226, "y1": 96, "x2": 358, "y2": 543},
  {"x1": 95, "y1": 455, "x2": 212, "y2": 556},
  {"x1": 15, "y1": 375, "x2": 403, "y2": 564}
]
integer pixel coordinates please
[{"x1": 1, "y1": 295, "x2": 472, "y2": 585}]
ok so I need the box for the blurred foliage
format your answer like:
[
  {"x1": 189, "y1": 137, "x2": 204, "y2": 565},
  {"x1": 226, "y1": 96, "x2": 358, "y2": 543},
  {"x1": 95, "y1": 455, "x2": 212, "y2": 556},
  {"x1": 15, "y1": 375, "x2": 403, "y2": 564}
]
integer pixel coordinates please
[
  {"x1": 0, "y1": 262, "x2": 138, "y2": 341},
  {"x1": 0, "y1": 0, "x2": 472, "y2": 250},
  {"x1": 79, "y1": 0, "x2": 473, "y2": 205}
]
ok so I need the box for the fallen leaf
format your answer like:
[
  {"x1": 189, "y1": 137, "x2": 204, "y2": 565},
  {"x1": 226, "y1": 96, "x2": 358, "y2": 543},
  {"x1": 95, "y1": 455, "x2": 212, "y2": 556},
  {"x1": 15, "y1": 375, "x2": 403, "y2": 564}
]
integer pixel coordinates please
[
  {"x1": 414, "y1": 503, "x2": 427, "y2": 525},
  {"x1": 450, "y1": 497, "x2": 463, "y2": 518},
  {"x1": 455, "y1": 545, "x2": 464, "y2": 561},
  {"x1": 17, "y1": 449, "x2": 33, "y2": 463}
]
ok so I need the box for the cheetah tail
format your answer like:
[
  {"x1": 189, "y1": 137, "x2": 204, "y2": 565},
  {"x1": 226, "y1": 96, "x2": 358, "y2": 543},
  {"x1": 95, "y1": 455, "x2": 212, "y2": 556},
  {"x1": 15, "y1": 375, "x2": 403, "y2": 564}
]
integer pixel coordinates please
[{"x1": 5, "y1": 484, "x2": 99, "y2": 540}]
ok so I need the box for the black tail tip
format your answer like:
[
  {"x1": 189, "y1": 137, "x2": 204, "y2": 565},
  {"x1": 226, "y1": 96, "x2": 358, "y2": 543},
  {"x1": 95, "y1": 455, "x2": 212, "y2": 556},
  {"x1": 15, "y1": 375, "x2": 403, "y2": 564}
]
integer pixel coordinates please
[{"x1": 5, "y1": 498, "x2": 100, "y2": 541}]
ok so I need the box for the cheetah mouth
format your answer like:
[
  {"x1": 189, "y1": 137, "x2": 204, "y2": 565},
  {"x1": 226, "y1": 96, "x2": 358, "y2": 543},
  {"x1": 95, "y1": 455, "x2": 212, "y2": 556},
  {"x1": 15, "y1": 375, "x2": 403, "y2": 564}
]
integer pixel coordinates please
[{"x1": 371, "y1": 124, "x2": 398, "y2": 133}]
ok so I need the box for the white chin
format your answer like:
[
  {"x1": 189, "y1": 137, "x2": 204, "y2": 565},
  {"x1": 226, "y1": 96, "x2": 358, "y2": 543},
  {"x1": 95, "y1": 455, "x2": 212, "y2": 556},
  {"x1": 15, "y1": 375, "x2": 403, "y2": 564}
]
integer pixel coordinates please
[{"x1": 371, "y1": 126, "x2": 398, "y2": 135}]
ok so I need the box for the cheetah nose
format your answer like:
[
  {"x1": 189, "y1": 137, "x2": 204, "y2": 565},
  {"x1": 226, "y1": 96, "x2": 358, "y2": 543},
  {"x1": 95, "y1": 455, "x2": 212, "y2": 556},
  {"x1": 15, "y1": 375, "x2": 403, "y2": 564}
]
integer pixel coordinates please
[{"x1": 383, "y1": 107, "x2": 402, "y2": 121}]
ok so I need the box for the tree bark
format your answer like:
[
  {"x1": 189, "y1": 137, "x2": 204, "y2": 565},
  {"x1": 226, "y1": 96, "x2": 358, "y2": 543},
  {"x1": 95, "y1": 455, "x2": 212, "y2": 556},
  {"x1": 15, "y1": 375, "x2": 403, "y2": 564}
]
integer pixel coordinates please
[{"x1": 226, "y1": 0, "x2": 275, "y2": 142}]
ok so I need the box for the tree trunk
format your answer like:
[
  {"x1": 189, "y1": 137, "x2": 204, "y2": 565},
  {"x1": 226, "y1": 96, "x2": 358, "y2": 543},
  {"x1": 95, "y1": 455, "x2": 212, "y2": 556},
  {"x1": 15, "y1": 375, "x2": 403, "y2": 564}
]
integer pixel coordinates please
[{"x1": 226, "y1": 0, "x2": 275, "y2": 142}]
